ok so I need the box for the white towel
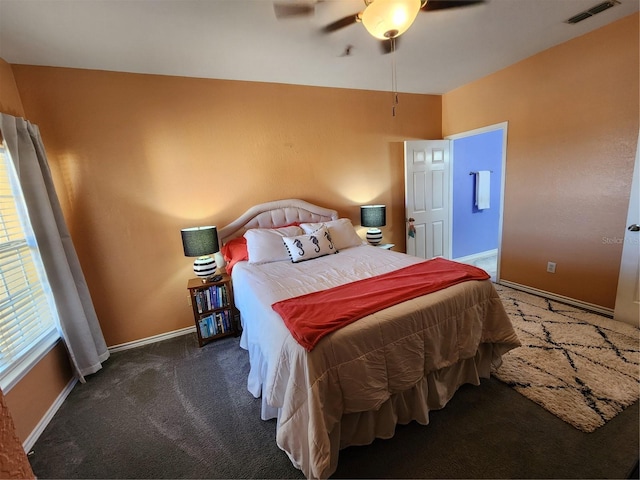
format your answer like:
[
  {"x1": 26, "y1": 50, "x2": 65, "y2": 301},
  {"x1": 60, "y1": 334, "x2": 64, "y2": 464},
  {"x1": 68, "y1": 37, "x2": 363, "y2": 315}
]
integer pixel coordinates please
[{"x1": 475, "y1": 171, "x2": 490, "y2": 210}]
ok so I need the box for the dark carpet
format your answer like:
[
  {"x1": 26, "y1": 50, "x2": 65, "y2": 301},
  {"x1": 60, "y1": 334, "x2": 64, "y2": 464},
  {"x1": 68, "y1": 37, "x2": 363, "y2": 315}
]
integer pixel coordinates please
[{"x1": 28, "y1": 333, "x2": 639, "y2": 479}]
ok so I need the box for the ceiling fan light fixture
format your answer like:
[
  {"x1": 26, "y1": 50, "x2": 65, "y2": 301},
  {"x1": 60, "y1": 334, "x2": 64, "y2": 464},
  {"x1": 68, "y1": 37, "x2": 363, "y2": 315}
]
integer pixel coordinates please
[{"x1": 361, "y1": 0, "x2": 422, "y2": 39}]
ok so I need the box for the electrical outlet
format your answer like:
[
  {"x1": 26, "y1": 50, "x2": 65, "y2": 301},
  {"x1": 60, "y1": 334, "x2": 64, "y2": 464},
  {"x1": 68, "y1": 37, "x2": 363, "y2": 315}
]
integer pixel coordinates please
[
  {"x1": 187, "y1": 295, "x2": 192, "y2": 307},
  {"x1": 547, "y1": 261, "x2": 556, "y2": 273}
]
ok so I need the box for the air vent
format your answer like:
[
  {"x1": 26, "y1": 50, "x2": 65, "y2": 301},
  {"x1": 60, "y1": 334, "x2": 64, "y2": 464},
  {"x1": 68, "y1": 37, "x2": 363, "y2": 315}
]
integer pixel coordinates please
[{"x1": 565, "y1": 0, "x2": 620, "y2": 24}]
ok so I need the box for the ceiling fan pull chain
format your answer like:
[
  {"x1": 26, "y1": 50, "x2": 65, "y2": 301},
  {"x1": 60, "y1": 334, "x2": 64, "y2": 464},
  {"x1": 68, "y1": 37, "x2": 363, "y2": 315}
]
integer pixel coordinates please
[{"x1": 391, "y1": 37, "x2": 398, "y2": 116}]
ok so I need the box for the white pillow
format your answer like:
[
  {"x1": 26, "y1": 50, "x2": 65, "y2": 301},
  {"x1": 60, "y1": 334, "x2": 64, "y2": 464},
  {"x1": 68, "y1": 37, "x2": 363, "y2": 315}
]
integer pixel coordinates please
[
  {"x1": 244, "y1": 226, "x2": 303, "y2": 264},
  {"x1": 300, "y1": 218, "x2": 365, "y2": 251},
  {"x1": 282, "y1": 225, "x2": 339, "y2": 263}
]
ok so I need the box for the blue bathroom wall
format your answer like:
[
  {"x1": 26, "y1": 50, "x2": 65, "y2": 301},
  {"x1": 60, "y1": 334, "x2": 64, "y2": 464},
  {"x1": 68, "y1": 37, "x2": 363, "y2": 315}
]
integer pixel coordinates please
[{"x1": 452, "y1": 130, "x2": 503, "y2": 259}]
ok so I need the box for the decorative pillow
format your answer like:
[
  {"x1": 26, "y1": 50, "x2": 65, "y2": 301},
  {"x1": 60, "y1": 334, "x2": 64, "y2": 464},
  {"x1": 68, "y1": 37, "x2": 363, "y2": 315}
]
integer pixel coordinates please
[
  {"x1": 300, "y1": 218, "x2": 365, "y2": 251},
  {"x1": 282, "y1": 225, "x2": 339, "y2": 263},
  {"x1": 244, "y1": 225, "x2": 303, "y2": 264},
  {"x1": 221, "y1": 237, "x2": 248, "y2": 275}
]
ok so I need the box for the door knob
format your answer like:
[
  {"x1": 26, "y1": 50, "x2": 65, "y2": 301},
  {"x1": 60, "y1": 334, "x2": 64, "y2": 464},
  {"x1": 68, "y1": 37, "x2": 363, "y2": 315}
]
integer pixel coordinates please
[{"x1": 628, "y1": 224, "x2": 640, "y2": 232}]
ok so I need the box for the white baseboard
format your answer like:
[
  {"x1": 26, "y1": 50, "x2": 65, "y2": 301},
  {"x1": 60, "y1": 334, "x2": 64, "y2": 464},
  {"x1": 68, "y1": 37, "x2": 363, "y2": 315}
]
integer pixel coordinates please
[
  {"x1": 108, "y1": 326, "x2": 195, "y2": 353},
  {"x1": 453, "y1": 248, "x2": 498, "y2": 264},
  {"x1": 498, "y1": 280, "x2": 614, "y2": 317},
  {"x1": 23, "y1": 376, "x2": 78, "y2": 453}
]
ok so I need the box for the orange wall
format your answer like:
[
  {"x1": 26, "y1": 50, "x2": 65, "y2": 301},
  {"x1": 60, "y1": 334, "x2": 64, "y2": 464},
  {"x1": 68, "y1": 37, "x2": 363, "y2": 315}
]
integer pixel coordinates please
[
  {"x1": 10, "y1": 67, "x2": 441, "y2": 346},
  {"x1": 0, "y1": 59, "x2": 24, "y2": 118},
  {"x1": 4, "y1": 343, "x2": 73, "y2": 442},
  {"x1": 443, "y1": 13, "x2": 639, "y2": 308}
]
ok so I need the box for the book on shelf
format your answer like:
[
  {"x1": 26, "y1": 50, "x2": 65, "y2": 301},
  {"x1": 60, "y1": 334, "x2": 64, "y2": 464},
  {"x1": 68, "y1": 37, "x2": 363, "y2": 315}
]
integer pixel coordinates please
[
  {"x1": 194, "y1": 284, "x2": 229, "y2": 313},
  {"x1": 198, "y1": 310, "x2": 233, "y2": 338},
  {"x1": 199, "y1": 315, "x2": 212, "y2": 338}
]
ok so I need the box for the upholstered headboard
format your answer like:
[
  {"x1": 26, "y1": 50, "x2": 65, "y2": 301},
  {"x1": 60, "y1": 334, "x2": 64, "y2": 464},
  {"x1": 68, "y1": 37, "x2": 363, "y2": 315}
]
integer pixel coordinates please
[{"x1": 218, "y1": 199, "x2": 338, "y2": 244}]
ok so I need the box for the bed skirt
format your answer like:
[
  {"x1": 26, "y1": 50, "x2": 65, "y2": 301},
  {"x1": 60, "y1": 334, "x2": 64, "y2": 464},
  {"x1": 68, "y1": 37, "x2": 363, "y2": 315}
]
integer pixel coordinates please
[{"x1": 245, "y1": 331, "x2": 498, "y2": 479}]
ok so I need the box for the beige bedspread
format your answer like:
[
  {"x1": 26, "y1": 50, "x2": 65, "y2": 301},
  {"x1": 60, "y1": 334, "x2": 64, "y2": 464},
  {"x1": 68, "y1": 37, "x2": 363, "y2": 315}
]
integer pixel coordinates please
[{"x1": 232, "y1": 246, "x2": 520, "y2": 479}]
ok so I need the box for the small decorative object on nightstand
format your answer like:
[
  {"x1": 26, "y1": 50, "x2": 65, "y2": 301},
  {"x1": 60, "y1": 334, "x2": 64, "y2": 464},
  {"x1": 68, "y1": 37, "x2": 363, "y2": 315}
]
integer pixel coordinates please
[
  {"x1": 187, "y1": 274, "x2": 238, "y2": 347},
  {"x1": 361, "y1": 204, "x2": 386, "y2": 245},
  {"x1": 377, "y1": 243, "x2": 395, "y2": 250},
  {"x1": 181, "y1": 225, "x2": 219, "y2": 281}
]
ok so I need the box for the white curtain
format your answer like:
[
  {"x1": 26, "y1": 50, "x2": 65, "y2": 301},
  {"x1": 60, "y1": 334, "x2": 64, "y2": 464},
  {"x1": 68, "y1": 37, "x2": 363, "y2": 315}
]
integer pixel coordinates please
[{"x1": 0, "y1": 114, "x2": 109, "y2": 382}]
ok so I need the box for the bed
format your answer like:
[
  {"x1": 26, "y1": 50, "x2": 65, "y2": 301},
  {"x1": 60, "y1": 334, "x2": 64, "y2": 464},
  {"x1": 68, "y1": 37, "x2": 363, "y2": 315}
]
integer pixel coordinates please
[{"x1": 218, "y1": 199, "x2": 520, "y2": 479}]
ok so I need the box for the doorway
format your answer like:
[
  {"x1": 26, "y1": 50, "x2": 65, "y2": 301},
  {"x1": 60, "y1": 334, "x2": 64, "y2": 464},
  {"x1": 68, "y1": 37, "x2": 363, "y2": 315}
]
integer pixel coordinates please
[
  {"x1": 447, "y1": 122, "x2": 507, "y2": 281},
  {"x1": 613, "y1": 129, "x2": 639, "y2": 326},
  {"x1": 404, "y1": 123, "x2": 507, "y2": 281}
]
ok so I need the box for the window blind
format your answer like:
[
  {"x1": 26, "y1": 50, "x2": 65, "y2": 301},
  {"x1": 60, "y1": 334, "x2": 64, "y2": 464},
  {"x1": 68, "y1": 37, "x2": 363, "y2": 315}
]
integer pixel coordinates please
[{"x1": 0, "y1": 147, "x2": 59, "y2": 390}]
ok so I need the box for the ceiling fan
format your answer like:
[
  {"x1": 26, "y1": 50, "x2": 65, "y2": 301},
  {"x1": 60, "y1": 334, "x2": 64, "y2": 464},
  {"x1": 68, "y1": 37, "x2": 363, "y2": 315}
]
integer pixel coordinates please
[
  {"x1": 275, "y1": 0, "x2": 486, "y2": 50},
  {"x1": 274, "y1": 0, "x2": 485, "y2": 116}
]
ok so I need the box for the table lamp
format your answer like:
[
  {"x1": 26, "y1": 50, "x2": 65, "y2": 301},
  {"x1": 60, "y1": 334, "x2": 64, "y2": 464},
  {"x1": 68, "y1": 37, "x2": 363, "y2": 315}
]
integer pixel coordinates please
[
  {"x1": 361, "y1": 205, "x2": 386, "y2": 245},
  {"x1": 181, "y1": 226, "x2": 219, "y2": 281}
]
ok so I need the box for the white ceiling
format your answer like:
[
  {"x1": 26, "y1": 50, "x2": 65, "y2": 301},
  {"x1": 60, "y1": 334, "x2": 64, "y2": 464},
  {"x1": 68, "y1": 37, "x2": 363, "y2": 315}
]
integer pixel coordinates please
[{"x1": 0, "y1": 0, "x2": 638, "y2": 95}]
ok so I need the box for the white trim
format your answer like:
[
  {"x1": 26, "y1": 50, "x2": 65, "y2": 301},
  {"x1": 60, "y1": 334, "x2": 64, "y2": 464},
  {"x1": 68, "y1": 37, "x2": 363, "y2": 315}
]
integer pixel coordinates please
[
  {"x1": 108, "y1": 326, "x2": 195, "y2": 353},
  {"x1": 446, "y1": 121, "x2": 509, "y2": 141},
  {"x1": 23, "y1": 375, "x2": 77, "y2": 453},
  {"x1": 453, "y1": 248, "x2": 498, "y2": 264},
  {"x1": 498, "y1": 280, "x2": 614, "y2": 317},
  {"x1": 447, "y1": 139, "x2": 454, "y2": 259}
]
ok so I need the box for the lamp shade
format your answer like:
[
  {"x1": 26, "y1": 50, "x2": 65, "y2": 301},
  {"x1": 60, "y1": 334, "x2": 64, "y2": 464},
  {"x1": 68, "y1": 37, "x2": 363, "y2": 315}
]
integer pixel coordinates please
[
  {"x1": 181, "y1": 226, "x2": 219, "y2": 279},
  {"x1": 361, "y1": 205, "x2": 386, "y2": 245},
  {"x1": 181, "y1": 226, "x2": 219, "y2": 257},
  {"x1": 361, "y1": 205, "x2": 387, "y2": 228},
  {"x1": 361, "y1": 0, "x2": 421, "y2": 40}
]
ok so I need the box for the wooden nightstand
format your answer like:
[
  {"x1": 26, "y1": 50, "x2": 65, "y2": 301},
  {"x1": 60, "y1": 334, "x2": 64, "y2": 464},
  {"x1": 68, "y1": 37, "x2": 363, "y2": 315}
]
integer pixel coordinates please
[{"x1": 187, "y1": 273, "x2": 238, "y2": 347}]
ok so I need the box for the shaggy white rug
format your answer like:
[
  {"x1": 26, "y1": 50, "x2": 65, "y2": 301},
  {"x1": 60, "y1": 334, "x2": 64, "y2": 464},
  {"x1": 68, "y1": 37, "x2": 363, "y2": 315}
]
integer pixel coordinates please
[{"x1": 492, "y1": 284, "x2": 640, "y2": 433}]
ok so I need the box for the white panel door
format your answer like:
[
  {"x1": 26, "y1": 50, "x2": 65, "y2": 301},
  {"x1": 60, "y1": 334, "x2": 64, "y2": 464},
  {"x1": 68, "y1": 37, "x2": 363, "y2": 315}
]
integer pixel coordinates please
[
  {"x1": 614, "y1": 130, "x2": 640, "y2": 327},
  {"x1": 404, "y1": 140, "x2": 450, "y2": 259}
]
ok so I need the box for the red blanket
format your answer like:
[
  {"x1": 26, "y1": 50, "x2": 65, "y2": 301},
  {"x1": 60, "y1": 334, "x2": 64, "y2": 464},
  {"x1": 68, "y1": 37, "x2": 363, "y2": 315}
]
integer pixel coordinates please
[{"x1": 272, "y1": 257, "x2": 490, "y2": 351}]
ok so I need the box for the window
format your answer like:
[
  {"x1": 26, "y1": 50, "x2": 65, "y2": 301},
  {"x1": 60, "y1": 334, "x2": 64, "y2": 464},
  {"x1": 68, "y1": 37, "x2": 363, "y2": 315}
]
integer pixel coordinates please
[{"x1": 0, "y1": 146, "x2": 60, "y2": 392}]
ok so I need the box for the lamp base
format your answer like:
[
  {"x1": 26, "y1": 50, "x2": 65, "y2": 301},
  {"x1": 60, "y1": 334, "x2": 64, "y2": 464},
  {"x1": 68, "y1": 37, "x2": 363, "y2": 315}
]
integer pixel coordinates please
[
  {"x1": 366, "y1": 228, "x2": 383, "y2": 245},
  {"x1": 193, "y1": 255, "x2": 217, "y2": 281}
]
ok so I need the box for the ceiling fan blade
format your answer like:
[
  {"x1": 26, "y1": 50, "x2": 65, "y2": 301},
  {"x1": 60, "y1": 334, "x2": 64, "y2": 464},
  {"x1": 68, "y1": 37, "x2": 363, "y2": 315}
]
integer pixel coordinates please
[
  {"x1": 322, "y1": 13, "x2": 359, "y2": 33},
  {"x1": 379, "y1": 36, "x2": 401, "y2": 55},
  {"x1": 422, "y1": 0, "x2": 485, "y2": 12},
  {"x1": 273, "y1": 2, "x2": 315, "y2": 19}
]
